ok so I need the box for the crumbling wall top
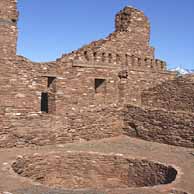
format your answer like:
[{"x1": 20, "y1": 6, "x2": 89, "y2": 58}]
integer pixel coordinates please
[
  {"x1": 60, "y1": 6, "x2": 154, "y2": 63},
  {"x1": 115, "y1": 6, "x2": 150, "y2": 34},
  {"x1": 0, "y1": 0, "x2": 18, "y2": 22}
]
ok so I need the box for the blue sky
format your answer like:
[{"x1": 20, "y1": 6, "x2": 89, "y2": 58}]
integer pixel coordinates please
[{"x1": 17, "y1": 0, "x2": 194, "y2": 69}]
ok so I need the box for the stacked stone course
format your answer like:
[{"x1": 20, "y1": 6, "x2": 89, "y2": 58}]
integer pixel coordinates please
[
  {"x1": 0, "y1": 1, "x2": 193, "y2": 148},
  {"x1": 123, "y1": 105, "x2": 194, "y2": 148},
  {"x1": 0, "y1": 0, "x2": 18, "y2": 59},
  {"x1": 142, "y1": 75, "x2": 194, "y2": 112}
]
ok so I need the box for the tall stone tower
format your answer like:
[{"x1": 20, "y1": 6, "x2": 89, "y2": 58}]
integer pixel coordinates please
[
  {"x1": 0, "y1": 0, "x2": 18, "y2": 112},
  {"x1": 0, "y1": 0, "x2": 18, "y2": 59},
  {"x1": 95, "y1": 6, "x2": 154, "y2": 59},
  {"x1": 115, "y1": 6, "x2": 150, "y2": 41},
  {"x1": 114, "y1": 6, "x2": 153, "y2": 58}
]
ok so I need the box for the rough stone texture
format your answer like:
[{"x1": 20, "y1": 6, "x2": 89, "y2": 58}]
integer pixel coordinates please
[
  {"x1": 0, "y1": 0, "x2": 18, "y2": 59},
  {"x1": 9, "y1": 188, "x2": 107, "y2": 194},
  {"x1": 8, "y1": 188, "x2": 190, "y2": 194},
  {"x1": 12, "y1": 152, "x2": 177, "y2": 189},
  {"x1": 75, "y1": 6, "x2": 155, "y2": 58},
  {"x1": 169, "y1": 190, "x2": 190, "y2": 194},
  {"x1": 123, "y1": 105, "x2": 194, "y2": 148},
  {"x1": 0, "y1": 136, "x2": 193, "y2": 194},
  {"x1": 0, "y1": 106, "x2": 123, "y2": 148},
  {"x1": 0, "y1": 1, "x2": 193, "y2": 149},
  {"x1": 0, "y1": 2, "x2": 194, "y2": 193},
  {"x1": 142, "y1": 75, "x2": 194, "y2": 112},
  {"x1": 0, "y1": 1, "x2": 179, "y2": 148}
]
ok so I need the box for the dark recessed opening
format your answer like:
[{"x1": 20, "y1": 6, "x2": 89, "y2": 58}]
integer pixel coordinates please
[
  {"x1": 125, "y1": 54, "x2": 129, "y2": 64},
  {"x1": 138, "y1": 58, "x2": 141, "y2": 65},
  {"x1": 108, "y1": 53, "x2": 112, "y2": 63},
  {"x1": 48, "y1": 77, "x2": 56, "y2": 88},
  {"x1": 41, "y1": 92, "x2": 48, "y2": 113},
  {"x1": 84, "y1": 51, "x2": 89, "y2": 61},
  {"x1": 95, "y1": 79, "x2": 106, "y2": 94},
  {"x1": 102, "y1": 53, "x2": 106, "y2": 62},
  {"x1": 116, "y1": 54, "x2": 121, "y2": 63},
  {"x1": 40, "y1": 77, "x2": 56, "y2": 114},
  {"x1": 93, "y1": 52, "x2": 97, "y2": 61},
  {"x1": 11, "y1": 19, "x2": 17, "y2": 23}
]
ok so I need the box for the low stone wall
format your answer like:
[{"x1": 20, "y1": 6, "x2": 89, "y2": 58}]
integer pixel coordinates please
[
  {"x1": 0, "y1": 106, "x2": 124, "y2": 148},
  {"x1": 141, "y1": 76, "x2": 194, "y2": 113},
  {"x1": 123, "y1": 105, "x2": 194, "y2": 148},
  {"x1": 1, "y1": 104, "x2": 194, "y2": 148}
]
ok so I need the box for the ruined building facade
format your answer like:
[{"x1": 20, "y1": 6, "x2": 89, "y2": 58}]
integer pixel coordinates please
[{"x1": 0, "y1": 0, "x2": 193, "y2": 148}]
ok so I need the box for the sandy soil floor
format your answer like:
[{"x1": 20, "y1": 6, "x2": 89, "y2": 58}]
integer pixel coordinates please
[{"x1": 0, "y1": 136, "x2": 193, "y2": 194}]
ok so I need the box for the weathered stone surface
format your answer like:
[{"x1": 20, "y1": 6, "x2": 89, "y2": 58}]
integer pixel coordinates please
[
  {"x1": 142, "y1": 75, "x2": 194, "y2": 112},
  {"x1": 169, "y1": 190, "x2": 189, "y2": 194},
  {"x1": 0, "y1": 0, "x2": 18, "y2": 59},
  {"x1": 123, "y1": 105, "x2": 194, "y2": 148},
  {"x1": 0, "y1": 136, "x2": 193, "y2": 194},
  {"x1": 0, "y1": 1, "x2": 193, "y2": 150},
  {"x1": 0, "y1": 2, "x2": 194, "y2": 193},
  {"x1": 0, "y1": 106, "x2": 124, "y2": 147},
  {"x1": 12, "y1": 152, "x2": 177, "y2": 189}
]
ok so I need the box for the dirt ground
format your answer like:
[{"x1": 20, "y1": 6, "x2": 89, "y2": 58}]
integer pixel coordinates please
[{"x1": 0, "y1": 136, "x2": 193, "y2": 194}]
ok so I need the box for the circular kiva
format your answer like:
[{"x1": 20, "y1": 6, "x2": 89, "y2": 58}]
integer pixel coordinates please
[{"x1": 12, "y1": 152, "x2": 177, "y2": 189}]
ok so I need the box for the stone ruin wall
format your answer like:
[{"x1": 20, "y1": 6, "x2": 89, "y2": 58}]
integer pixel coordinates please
[
  {"x1": 0, "y1": 53, "x2": 176, "y2": 148},
  {"x1": 0, "y1": 0, "x2": 18, "y2": 59},
  {"x1": 122, "y1": 74, "x2": 194, "y2": 148},
  {"x1": 72, "y1": 7, "x2": 155, "y2": 59},
  {"x1": 1, "y1": 54, "x2": 175, "y2": 148},
  {"x1": 123, "y1": 105, "x2": 194, "y2": 148},
  {"x1": 1, "y1": 105, "x2": 124, "y2": 148},
  {"x1": 121, "y1": 74, "x2": 193, "y2": 148},
  {"x1": 0, "y1": 0, "x2": 18, "y2": 118},
  {"x1": 0, "y1": 1, "x2": 193, "y2": 148},
  {"x1": 142, "y1": 75, "x2": 194, "y2": 112}
]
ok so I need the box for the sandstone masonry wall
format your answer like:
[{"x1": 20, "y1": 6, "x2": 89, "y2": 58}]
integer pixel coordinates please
[
  {"x1": 0, "y1": 1, "x2": 193, "y2": 149},
  {"x1": 142, "y1": 75, "x2": 194, "y2": 112},
  {"x1": 68, "y1": 7, "x2": 154, "y2": 59},
  {"x1": 123, "y1": 105, "x2": 194, "y2": 148},
  {"x1": 0, "y1": 0, "x2": 18, "y2": 59},
  {"x1": 0, "y1": 106, "x2": 123, "y2": 148}
]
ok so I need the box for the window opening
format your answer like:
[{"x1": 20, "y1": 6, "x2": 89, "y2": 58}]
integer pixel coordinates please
[
  {"x1": 95, "y1": 79, "x2": 106, "y2": 93},
  {"x1": 48, "y1": 77, "x2": 56, "y2": 88}
]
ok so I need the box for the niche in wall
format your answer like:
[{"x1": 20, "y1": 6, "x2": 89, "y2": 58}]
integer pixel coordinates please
[{"x1": 95, "y1": 78, "x2": 106, "y2": 94}]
